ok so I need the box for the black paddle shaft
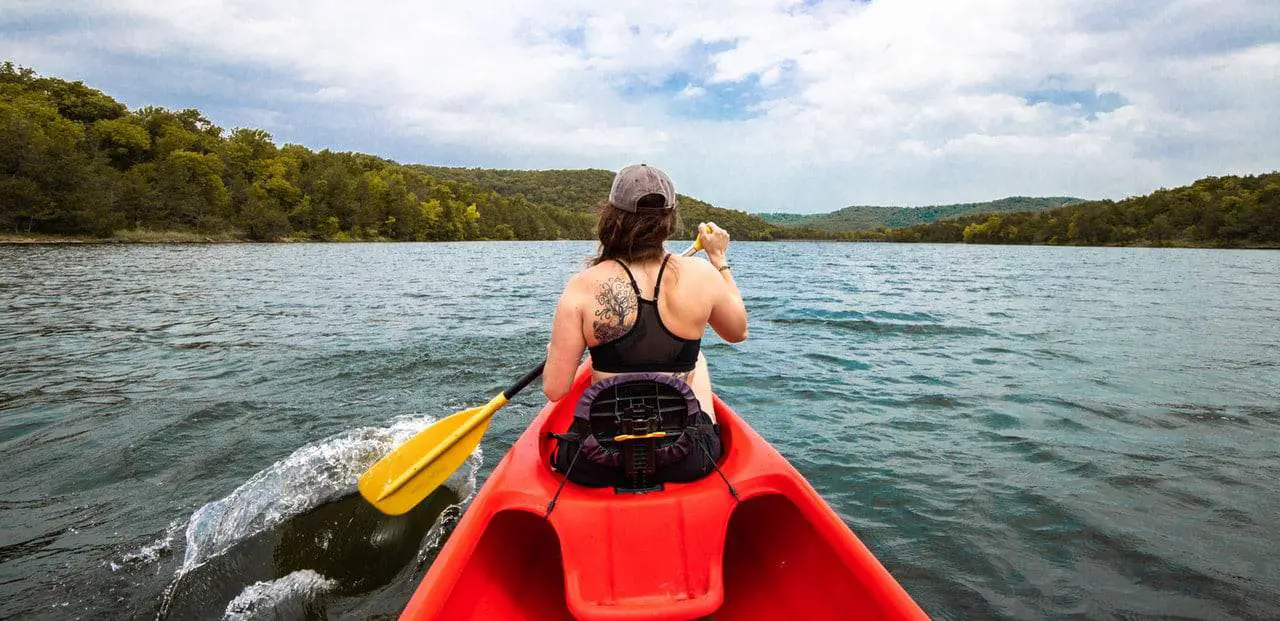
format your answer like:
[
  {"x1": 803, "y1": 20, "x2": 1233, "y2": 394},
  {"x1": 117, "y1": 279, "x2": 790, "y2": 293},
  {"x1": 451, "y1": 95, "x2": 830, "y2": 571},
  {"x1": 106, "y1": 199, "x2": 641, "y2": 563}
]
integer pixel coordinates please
[{"x1": 503, "y1": 361, "x2": 547, "y2": 400}]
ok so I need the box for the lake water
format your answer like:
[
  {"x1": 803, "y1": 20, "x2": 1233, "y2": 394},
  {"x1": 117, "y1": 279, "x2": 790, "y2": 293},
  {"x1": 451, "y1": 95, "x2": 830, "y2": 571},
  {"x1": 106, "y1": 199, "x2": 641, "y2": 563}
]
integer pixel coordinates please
[{"x1": 2, "y1": 241, "x2": 1278, "y2": 620}]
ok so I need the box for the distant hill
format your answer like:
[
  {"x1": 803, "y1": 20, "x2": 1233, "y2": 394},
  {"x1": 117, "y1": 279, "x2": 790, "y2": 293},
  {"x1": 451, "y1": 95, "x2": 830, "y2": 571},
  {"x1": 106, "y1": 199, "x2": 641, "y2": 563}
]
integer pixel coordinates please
[
  {"x1": 415, "y1": 167, "x2": 614, "y2": 212},
  {"x1": 759, "y1": 196, "x2": 1085, "y2": 232},
  {"x1": 0, "y1": 62, "x2": 797, "y2": 242},
  {"x1": 863, "y1": 173, "x2": 1279, "y2": 247},
  {"x1": 416, "y1": 166, "x2": 789, "y2": 241},
  {"x1": 29, "y1": 62, "x2": 1257, "y2": 248}
]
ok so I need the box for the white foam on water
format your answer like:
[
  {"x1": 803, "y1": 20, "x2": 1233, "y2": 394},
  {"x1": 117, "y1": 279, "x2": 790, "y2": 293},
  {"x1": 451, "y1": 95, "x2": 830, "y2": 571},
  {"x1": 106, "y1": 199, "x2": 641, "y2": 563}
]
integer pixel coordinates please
[
  {"x1": 114, "y1": 519, "x2": 184, "y2": 570},
  {"x1": 415, "y1": 443, "x2": 483, "y2": 565},
  {"x1": 415, "y1": 503, "x2": 465, "y2": 566},
  {"x1": 221, "y1": 569, "x2": 337, "y2": 621},
  {"x1": 173, "y1": 413, "x2": 481, "y2": 578}
]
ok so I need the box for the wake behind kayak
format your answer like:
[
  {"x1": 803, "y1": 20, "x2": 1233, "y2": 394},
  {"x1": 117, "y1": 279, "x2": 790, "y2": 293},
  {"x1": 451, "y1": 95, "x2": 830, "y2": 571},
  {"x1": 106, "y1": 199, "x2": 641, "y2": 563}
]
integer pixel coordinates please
[{"x1": 134, "y1": 413, "x2": 480, "y2": 619}]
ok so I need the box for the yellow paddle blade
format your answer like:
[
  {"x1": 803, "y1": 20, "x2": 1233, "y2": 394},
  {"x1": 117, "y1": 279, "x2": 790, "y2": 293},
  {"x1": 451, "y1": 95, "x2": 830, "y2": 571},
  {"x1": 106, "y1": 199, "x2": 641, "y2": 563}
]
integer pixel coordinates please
[{"x1": 359, "y1": 394, "x2": 507, "y2": 515}]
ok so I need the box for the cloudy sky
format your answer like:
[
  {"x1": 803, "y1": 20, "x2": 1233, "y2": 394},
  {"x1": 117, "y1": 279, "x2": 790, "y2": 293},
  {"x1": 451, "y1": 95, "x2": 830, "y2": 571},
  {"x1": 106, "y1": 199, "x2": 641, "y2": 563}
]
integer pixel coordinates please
[{"x1": 2, "y1": 0, "x2": 1278, "y2": 212}]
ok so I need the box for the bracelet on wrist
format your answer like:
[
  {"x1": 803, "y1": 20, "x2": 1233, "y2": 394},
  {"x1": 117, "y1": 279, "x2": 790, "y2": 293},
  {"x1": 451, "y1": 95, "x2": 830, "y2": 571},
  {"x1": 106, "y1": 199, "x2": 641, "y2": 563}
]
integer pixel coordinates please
[{"x1": 717, "y1": 264, "x2": 731, "y2": 272}]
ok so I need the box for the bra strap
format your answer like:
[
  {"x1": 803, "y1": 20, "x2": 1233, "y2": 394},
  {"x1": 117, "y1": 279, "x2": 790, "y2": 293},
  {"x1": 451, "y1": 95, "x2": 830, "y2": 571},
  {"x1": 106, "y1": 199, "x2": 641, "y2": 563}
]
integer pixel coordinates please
[
  {"x1": 653, "y1": 254, "x2": 672, "y2": 298},
  {"x1": 614, "y1": 259, "x2": 641, "y2": 295}
]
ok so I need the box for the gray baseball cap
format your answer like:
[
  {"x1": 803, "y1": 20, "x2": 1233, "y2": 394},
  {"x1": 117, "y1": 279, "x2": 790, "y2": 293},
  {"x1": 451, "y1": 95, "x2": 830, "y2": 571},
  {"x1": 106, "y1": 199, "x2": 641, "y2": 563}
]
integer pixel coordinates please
[{"x1": 608, "y1": 164, "x2": 678, "y2": 212}]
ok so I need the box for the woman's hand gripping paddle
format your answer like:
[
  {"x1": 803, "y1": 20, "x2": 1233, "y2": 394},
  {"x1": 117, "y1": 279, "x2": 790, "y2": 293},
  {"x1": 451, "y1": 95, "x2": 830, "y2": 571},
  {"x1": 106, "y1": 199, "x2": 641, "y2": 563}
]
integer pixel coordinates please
[{"x1": 359, "y1": 234, "x2": 707, "y2": 515}]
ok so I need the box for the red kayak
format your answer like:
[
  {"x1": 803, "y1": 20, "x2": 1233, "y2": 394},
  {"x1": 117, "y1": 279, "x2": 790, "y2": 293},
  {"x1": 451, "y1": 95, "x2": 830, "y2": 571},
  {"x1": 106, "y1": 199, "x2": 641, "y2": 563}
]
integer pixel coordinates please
[{"x1": 401, "y1": 364, "x2": 927, "y2": 620}]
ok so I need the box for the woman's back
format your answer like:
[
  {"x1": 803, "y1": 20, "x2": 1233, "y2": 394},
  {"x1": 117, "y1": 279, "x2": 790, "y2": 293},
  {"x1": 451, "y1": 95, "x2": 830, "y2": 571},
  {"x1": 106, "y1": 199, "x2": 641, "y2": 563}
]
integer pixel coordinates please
[
  {"x1": 543, "y1": 164, "x2": 747, "y2": 417},
  {"x1": 581, "y1": 254, "x2": 709, "y2": 348},
  {"x1": 547, "y1": 248, "x2": 744, "y2": 416}
]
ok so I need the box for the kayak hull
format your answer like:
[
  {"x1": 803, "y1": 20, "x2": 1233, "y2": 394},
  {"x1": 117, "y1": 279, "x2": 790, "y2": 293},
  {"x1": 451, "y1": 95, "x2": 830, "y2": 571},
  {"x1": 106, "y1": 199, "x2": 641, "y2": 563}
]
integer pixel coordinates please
[{"x1": 401, "y1": 364, "x2": 927, "y2": 620}]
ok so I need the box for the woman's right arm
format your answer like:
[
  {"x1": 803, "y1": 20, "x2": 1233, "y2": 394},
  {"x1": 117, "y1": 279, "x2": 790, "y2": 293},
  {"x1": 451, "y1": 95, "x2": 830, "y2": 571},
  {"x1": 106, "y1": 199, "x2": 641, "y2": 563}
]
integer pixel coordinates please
[
  {"x1": 544, "y1": 280, "x2": 587, "y2": 401},
  {"x1": 700, "y1": 223, "x2": 748, "y2": 343}
]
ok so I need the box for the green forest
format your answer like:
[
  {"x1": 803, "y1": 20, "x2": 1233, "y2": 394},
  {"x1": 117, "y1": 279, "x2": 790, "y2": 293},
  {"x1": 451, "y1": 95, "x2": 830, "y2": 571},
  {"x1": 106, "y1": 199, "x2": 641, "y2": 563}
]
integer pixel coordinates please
[
  {"x1": 417, "y1": 166, "x2": 789, "y2": 240},
  {"x1": 0, "y1": 64, "x2": 782, "y2": 242},
  {"x1": 852, "y1": 173, "x2": 1280, "y2": 247},
  {"x1": 3, "y1": 63, "x2": 1276, "y2": 247},
  {"x1": 759, "y1": 196, "x2": 1083, "y2": 232}
]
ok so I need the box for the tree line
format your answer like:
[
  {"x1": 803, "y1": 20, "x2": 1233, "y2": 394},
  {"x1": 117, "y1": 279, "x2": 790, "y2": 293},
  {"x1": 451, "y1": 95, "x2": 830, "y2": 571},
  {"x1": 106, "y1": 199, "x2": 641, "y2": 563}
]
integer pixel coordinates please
[
  {"x1": 0, "y1": 63, "x2": 607, "y2": 241},
  {"x1": 849, "y1": 173, "x2": 1279, "y2": 247},
  {"x1": 416, "y1": 166, "x2": 792, "y2": 241},
  {"x1": 759, "y1": 196, "x2": 1084, "y2": 232},
  {"x1": 0, "y1": 63, "x2": 802, "y2": 242},
  {"x1": 5, "y1": 63, "x2": 1273, "y2": 247}
]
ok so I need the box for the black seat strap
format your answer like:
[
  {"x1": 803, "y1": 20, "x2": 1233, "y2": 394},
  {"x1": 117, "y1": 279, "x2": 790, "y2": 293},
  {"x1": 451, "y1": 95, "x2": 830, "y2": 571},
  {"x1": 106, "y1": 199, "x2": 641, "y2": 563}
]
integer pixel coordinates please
[{"x1": 545, "y1": 446, "x2": 583, "y2": 520}]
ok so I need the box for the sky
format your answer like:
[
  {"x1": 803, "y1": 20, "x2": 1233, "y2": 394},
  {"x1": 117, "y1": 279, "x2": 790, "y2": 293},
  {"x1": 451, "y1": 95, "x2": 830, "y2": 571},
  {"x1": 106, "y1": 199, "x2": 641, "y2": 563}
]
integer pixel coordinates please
[{"x1": 1, "y1": 0, "x2": 1278, "y2": 213}]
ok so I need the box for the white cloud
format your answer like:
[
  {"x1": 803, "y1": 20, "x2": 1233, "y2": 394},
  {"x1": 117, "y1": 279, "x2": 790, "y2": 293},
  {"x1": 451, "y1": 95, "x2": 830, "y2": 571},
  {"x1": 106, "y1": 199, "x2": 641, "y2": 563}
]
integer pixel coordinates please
[
  {"x1": 1, "y1": 0, "x2": 1277, "y2": 211},
  {"x1": 677, "y1": 84, "x2": 706, "y2": 99}
]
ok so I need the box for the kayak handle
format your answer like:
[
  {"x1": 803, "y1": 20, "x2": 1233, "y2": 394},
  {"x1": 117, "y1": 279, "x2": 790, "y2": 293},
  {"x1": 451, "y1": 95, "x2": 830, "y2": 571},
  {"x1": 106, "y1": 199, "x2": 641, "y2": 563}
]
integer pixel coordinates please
[{"x1": 614, "y1": 431, "x2": 669, "y2": 442}]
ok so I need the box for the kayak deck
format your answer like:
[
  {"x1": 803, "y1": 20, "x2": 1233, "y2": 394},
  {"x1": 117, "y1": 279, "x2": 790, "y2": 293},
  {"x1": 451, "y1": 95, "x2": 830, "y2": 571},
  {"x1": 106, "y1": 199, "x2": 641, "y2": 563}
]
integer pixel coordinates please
[{"x1": 402, "y1": 365, "x2": 926, "y2": 620}]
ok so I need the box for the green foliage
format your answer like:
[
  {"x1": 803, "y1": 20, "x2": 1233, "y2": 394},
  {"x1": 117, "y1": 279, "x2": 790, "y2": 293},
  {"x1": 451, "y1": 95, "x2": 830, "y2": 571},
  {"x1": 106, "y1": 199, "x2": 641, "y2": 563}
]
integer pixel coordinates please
[
  {"x1": 863, "y1": 175, "x2": 1280, "y2": 247},
  {"x1": 90, "y1": 117, "x2": 150, "y2": 168},
  {"x1": 674, "y1": 195, "x2": 782, "y2": 241},
  {"x1": 418, "y1": 166, "x2": 789, "y2": 241},
  {"x1": 3, "y1": 64, "x2": 795, "y2": 242},
  {"x1": 8, "y1": 63, "x2": 1270, "y2": 248},
  {"x1": 759, "y1": 196, "x2": 1084, "y2": 232},
  {"x1": 415, "y1": 167, "x2": 614, "y2": 212},
  {"x1": 153, "y1": 150, "x2": 230, "y2": 229},
  {"x1": 0, "y1": 73, "x2": 116, "y2": 234},
  {"x1": 2, "y1": 61, "x2": 126, "y2": 124}
]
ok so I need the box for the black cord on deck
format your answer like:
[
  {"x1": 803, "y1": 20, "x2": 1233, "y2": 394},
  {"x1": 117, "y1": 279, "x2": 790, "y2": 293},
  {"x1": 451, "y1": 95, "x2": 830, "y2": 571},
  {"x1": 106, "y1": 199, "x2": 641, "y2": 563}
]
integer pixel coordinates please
[
  {"x1": 545, "y1": 446, "x2": 583, "y2": 520},
  {"x1": 701, "y1": 439, "x2": 739, "y2": 502}
]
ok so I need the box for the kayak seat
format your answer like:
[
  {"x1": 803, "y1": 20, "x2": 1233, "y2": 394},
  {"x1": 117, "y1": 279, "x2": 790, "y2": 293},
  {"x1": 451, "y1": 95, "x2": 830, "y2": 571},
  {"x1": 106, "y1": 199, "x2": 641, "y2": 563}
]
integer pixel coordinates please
[
  {"x1": 550, "y1": 372, "x2": 722, "y2": 491},
  {"x1": 401, "y1": 363, "x2": 929, "y2": 621}
]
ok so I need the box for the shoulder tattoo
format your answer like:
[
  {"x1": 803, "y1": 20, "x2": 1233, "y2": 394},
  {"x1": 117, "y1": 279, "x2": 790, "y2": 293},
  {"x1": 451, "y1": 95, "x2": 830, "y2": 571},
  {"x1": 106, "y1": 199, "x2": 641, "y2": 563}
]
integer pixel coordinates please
[{"x1": 592, "y1": 277, "x2": 635, "y2": 342}]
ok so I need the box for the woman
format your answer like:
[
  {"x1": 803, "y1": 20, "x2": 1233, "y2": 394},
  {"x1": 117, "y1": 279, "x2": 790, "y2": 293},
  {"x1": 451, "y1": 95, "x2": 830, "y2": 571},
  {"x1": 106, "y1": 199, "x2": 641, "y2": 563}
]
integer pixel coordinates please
[{"x1": 543, "y1": 164, "x2": 748, "y2": 419}]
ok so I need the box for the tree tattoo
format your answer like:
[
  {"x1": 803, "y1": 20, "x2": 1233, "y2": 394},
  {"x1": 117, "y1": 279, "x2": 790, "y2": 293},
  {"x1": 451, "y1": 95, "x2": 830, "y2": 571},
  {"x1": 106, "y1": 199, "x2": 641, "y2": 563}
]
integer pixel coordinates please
[{"x1": 593, "y1": 277, "x2": 635, "y2": 343}]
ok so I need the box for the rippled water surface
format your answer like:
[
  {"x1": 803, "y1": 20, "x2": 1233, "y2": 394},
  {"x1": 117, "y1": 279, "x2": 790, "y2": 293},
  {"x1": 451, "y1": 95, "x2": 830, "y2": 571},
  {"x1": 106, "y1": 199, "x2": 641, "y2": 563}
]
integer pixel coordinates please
[{"x1": 2, "y1": 242, "x2": 1279, "y2": 620}]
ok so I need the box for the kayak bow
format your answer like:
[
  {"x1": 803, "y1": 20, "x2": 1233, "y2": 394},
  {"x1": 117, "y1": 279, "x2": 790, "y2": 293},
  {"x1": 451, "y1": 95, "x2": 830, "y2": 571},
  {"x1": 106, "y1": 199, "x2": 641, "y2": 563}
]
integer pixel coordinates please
[{"x1": 400, "y1": 363, "x2": 927, "y2": 620}]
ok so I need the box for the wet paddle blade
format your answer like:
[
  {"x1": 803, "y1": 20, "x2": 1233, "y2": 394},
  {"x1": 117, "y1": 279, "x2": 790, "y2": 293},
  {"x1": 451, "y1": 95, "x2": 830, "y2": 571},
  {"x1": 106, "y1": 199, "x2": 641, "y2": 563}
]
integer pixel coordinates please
[{"x1": 359, "y1": 396, "x2": 504, "y2": 516}]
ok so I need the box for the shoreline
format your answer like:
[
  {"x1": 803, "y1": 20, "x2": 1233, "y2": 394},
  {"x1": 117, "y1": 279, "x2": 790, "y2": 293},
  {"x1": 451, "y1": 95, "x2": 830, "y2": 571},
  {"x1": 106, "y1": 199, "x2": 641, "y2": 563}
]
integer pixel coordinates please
[
  {"x1": 0, "y1": 232, "x2": 248, "y2": 244},
  {"x1": 2, "y1": 233, "x2": 1276, "y2": 250}
]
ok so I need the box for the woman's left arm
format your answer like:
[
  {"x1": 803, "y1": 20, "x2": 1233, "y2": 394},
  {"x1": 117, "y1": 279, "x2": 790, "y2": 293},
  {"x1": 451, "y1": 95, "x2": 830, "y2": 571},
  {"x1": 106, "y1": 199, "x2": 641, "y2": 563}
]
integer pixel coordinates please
[{"x1": 544, "y1": 284, "x2": 586, "y2": 401}]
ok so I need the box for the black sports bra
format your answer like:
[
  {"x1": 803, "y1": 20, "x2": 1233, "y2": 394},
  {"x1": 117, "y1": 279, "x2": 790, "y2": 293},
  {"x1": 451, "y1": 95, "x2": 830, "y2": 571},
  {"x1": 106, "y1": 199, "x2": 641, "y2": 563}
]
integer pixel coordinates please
[{"x1": 588, "y1": 254, "x2": 701, "y2": 373}]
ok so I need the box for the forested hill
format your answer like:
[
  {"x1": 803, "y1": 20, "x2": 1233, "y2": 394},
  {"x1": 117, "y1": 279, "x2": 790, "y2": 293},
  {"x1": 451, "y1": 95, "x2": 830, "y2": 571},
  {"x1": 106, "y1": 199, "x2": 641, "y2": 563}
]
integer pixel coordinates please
[
  {"x1": 862, "y1": 173, "x2": 1279, "y2": 247},
  {"x1": 0, "y1": 63, "x2": 782, "y2": 241},
  {"x1": 415, "y1": 167, "x2": 615, "y2": 212},
  {"x1": 759, "y1": 196, "x2": 1083, "y2": 232},
  {"x1": 7, "y1": 63, "x2": 1271, "y2": 247},
  {"x1": 416, "y1": 166, "x2": 786, "y2": 240}
]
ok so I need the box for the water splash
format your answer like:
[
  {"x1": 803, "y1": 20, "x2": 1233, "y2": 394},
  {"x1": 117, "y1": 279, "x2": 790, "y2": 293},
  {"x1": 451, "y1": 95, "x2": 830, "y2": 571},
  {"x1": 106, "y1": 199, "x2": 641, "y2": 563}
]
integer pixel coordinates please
[
  {"x1": 221, "y1": 570, "x2": 337, "y2": 621},
  {"x1": 112, "y1": 519, "x2": 184, "y2": 571},
  {"x1": 152, "y1": 413, "x2": 481, "y2": 618},
  {"x1": 177, "y1": 413, "x2": 477, "y2": 577},
  {"x1": 414, "y1": 445, "x2": 482, "y2": 567},
  {"x1": 415, "y1": 503, "x2": 466, "y2": 567}
]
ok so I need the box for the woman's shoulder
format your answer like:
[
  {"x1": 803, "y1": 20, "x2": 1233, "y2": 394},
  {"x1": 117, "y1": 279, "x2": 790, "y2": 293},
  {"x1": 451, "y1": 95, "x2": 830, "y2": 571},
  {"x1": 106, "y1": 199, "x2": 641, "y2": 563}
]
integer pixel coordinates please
[
  {"x1": 573, "y1": 260, "x2": 617, "y2": 281},
  {"x1": 669, "y1": 253, "x2": 719, "y2": 278},
  {"x1": 564, "y1": 261, "x2": 619, "y2": 294}
]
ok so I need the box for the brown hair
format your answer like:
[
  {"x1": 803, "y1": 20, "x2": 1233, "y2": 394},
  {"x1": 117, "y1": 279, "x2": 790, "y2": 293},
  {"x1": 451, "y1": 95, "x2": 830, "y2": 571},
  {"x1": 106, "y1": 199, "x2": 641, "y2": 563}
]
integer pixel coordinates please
[{"x1": 591, "y1": 195, "x2": 680, "y2": 266}]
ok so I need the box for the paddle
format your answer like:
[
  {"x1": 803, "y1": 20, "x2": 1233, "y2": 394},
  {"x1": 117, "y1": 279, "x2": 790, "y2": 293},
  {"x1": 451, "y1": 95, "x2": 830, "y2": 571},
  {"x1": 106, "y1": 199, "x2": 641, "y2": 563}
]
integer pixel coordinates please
[{"x1": 359, "y1": 235, "x2": 706, "y2": 515}]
